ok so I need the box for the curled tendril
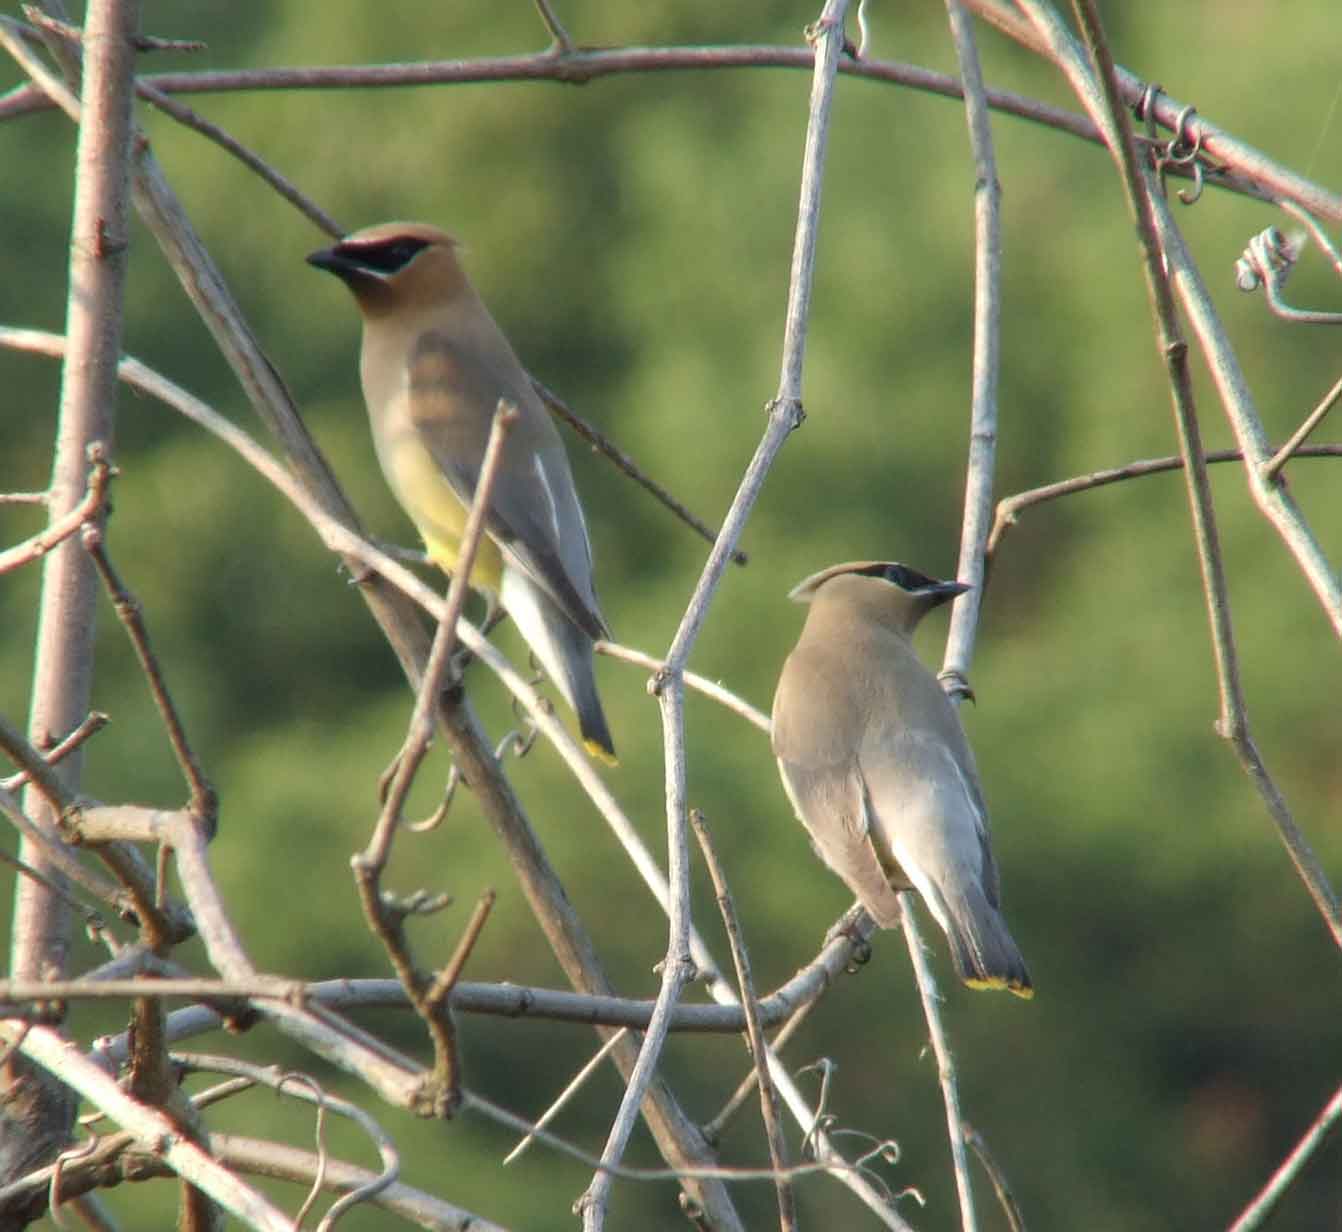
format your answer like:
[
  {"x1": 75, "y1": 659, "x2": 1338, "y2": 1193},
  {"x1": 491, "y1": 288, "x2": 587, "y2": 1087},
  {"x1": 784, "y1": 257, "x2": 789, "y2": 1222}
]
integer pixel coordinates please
[{"x1": 1235, "y1": 227, "x2": 1297, "y2": 292}]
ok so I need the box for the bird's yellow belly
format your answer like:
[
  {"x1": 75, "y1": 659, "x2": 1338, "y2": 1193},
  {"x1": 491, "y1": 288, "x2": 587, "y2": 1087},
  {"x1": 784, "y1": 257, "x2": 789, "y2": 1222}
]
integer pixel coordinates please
[{"x1": 377, "y1": 428, "x2": 504, "y2": 594}]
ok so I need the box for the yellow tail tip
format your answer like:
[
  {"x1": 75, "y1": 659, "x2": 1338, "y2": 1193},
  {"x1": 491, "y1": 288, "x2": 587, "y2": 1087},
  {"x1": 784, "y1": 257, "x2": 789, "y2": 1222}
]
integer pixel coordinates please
[
  {"x1": 584, "y1": 739, "x2": 619, "y2": 768},
  {"x1": 964, "y1": 975, "x2": 1034, "y2": 1000}
]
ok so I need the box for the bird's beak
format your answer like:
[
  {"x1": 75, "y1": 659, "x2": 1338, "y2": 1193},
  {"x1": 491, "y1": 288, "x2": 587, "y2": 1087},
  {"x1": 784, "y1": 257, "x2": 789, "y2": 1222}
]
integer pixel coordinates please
[
  {"x1": 306, "y1": 245, "x2": 354, "y2": 275},
  {"x1": 933, "y1": 581, "x2": 972, "y2": 599}
]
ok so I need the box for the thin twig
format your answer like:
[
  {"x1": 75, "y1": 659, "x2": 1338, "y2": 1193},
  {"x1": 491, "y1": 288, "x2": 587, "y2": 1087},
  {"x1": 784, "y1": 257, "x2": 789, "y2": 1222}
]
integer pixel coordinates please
[
  {"x1": 964, "y1": 1124, "x2": 1026, "y2": 1232},
  {"x1": 966, "y1": 0, "x2": 1342, "y2": 220},
  {"x1": 136, "y1": 80, "x2": 345, "y2": 239},
  {"x1": 0, "y1": 706, "x2": 178, "y2": 950},
  {"x1": 81, "y1": 522, "x2": 217, "y2": 822},
  {"x1": 1, "y1": 711, "x2": 110, "y2": 790},
  {"x1": 0, "y1": 780, "x2": 126, "y2": 914},
  {"x1": 899, "y1": 896, "x2": 977, "y2": 1231},
  {"x1": 424, "y1": 890, "x2": 497, "y2": 1011},
  {"x1": 1012, "y1": 0, "x2": 1342, "y2": 639},
  {"x1": 353, "y1": 400, "x2": 517, "y2": 1116},
  {"x1": 0, "y1": 39, "x2": 1331, "y2": 216},
  {"x1": 3, "y1": 332, "x2": 895, "y2": 1228},
  {"x1": 0, "y1": 976, "x2": 300, "y2": 1005},
  {"x1": 362, "y1": 400, "x2": 519, "y2": 870},
  {"x1": 2, "y1": 33, "x2": 744, "y2": 1220},
  {"x1": 1279, "y1": 199, "x2": 1342, "y2": 279},
  {"x1": 1227, "y1": 1083, "x2": 1342, "y2": 1232},
  {"x1": 503, "y1": 1030, "x2": 629, "y2": 1166},
  {"x1": 596, "y1": 641, "x2": 770, "y2": 732},
  {"x1": 1262, "y1": 374, "x2": 1342, "y2": 482},
  {"x1": 580, "y1": 6, "x2": 849, "y2": 1229},
  {"x1": 89, "y1": 901, "x2": 880, "y2": 1048},
  {"x1": 215, "y1": 1135, "x2": 503, "y2": 1232},
  {"x1": 0, "y1": 448, "x2": 114, "y2": 577},
  {"x1": 1, "y1": 1024, "x2": 294, "y2": 1230},
  {"x1": 173, "y1": 1055, "x2": 402, "y2": 1232},
  {"x1": 535, "y1": 380, "x2": 748, "y2": 566},
  {"x1": 1148, "y1": 204, "x2": 1342, "y2": 949},
  {"x1": 469, "y1": 1089, "x2": 898, "y2": 1188},
  {"x1": 691, "y1": 809, "x2": 796, "y2": 1232},
  {"x1": 986, "y1": 444, "x2": 1342, "y2": 563},
  {"x1": 0, "y1": 848, "x2": 107, "y2": 956},
  {"x1": 29, "y1": 9, "x2": 330, "y2": 245},
  {"x1": 702, "y1": 995, "x2": 821, "y2": 1144},
  {"x1": 530, "y1": 0, "x2": 573, "y2": 53},
  {"x1": 939, "y1": 0, "x2": 1002, "y2": 709},
  {"x1": 1058, "y1": 0, "x2": 1342, "y2": 960}
]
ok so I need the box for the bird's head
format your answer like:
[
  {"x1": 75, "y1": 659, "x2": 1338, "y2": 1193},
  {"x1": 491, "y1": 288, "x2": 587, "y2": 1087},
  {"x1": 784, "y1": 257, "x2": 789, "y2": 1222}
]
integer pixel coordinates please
[
  {"x1": 307, "y1": 222, "x2": 465, "y2": 316},
  {"x1": 788, "y1": 561, "x2": 970, "y2": 634}
]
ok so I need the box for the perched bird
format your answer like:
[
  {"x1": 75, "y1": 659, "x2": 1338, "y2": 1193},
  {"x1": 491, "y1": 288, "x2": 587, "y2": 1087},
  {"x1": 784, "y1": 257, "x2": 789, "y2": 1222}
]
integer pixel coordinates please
[
  {"x1": 772, "y1": 561, "x2": 1031, "y2": 997},
  {"x1": 308, "y1": 222, "x2": 616, "y2": 763}
]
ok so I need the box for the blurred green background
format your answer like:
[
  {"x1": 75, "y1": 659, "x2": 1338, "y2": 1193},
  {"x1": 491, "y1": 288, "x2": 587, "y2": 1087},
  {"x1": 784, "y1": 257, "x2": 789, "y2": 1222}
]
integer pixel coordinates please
[{"x1": 3, "y1": 2, "x2": 1341, "y2": 1228}]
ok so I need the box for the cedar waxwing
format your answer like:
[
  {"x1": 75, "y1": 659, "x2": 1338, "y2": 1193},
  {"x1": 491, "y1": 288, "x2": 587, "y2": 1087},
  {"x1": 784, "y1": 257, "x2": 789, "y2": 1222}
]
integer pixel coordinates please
[
  {"x1": 772, "y1": 561, "x2": 1031, "y2": 997},
  {"x1": 307, "y1": 222, "x2": 616, "y2": 763}
]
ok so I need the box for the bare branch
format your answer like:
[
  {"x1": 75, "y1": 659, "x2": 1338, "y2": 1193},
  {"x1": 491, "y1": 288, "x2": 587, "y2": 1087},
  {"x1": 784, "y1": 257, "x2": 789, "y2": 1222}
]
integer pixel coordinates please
[
  {"x1": 0, "y1": 779, "x2": 126, "y2": 915},
  {"x1": 3, "y1": 323, "x2": 893, "y2": 1223},
  {"x1": 503, "y1": 1030, "x2": 629, "y2": 1166},
  {"x1": 964, "y1": 1125, "x2": 1027, "y2": 1232},
  {"x1": 967, "y1": 0, "x2": 1342, "y2": 220},
  {"x1": 81, "y1": 524, "x2": 216, "y2": 822},
  {"x1": 0, "y1": 448, "x2": 113, "y2": 577},
  {"x1": 136, "y1": 80, "x2": 345, "y2": 239},
  {"x1": 1227, "y1": 1083, "x2": 1342, "y2": 1232},
  {"x1": 596, "y1": 642, "x2": 770, "y2": 733},
  {"x1": 702, "y1": 992, "x2": 821, "y2": 1144},
  {"x1": 899, "y1": 896, "x2": 979, "y2": 1232},
  {"x1": 535, "y1": 379, "x2": 748, "y2": 566},
  {"x1": 0, "y1": 1024, "x2": 294, "y2": 1230},
  {"x1": 1263, "y1": 374, "x2": 1342, "y2": 482},
  {"x1": 986, "y1": 444, "x2": 1342, "y2": 564},
  {"x1": 7, "y1": 0, "x2": 137, "y2": 1029},
  {"x1": 1047, "y1": 0, "x2": 1342, "y2": 960},
  {"x1": 175, "y1": 1055, "x2": 400, "y2": 1230},
  {"x1": 581, "y1": 5, "x2": 849, "y2": 1226},
  {"x1": 353, "y1": 401, "x2": 517, "y2": 1118},
  {"x1": 0, "y1": 37, "x2": 1332, "y2": 214},
  {"x1": 530, "y1": 0, "x2": 574, "y2": 53},
  {"x1": 939, "y1": 0, "x2": 1003, "y2": 705},
  {"x1": 691, "y1": 809, "x2": 796, "y2": 1232},
  {"x1": 1, "y1": 712, "x2": 110, "y2": 790}
]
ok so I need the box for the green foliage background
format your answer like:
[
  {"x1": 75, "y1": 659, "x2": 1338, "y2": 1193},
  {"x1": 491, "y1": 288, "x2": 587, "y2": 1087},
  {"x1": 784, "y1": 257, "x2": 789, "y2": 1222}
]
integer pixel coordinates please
[{"x1": 3, "y1": 2, "x2": 1341, "y2": 1228}]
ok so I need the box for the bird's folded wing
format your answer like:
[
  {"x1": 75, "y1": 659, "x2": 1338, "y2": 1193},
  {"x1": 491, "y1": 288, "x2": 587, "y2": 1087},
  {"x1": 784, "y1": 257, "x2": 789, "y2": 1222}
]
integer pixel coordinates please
[
  {"x1": 407, "y1": 332, "x2": 608, "y2": 640},
  {"x1": 858, "y1": 731, "x2": 1002, "y2": 910},
  {"x1": 775, "y1": 756, "x2": 905, "y2": 928}
]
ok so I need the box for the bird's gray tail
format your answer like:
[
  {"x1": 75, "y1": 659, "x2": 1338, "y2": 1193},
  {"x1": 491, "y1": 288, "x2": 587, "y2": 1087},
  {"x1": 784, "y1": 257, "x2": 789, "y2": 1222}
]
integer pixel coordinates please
[
  {"x1": 941, "y1": 884, "x2": 1033, "y2": 999},
  {"x1": 501, "y1": 571, "x2": 617, "y2": 765}
]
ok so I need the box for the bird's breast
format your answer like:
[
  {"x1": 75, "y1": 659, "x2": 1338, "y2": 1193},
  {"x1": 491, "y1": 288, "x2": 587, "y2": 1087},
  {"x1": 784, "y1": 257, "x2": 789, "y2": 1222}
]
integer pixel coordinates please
[{"x1": 372, "y1": 399, "x2": 504, "y2": 594}]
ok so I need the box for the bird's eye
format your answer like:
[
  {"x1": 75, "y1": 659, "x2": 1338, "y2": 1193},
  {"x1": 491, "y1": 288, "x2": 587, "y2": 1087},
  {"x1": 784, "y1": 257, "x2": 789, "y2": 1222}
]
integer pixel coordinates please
[
  {"x1": 387, "y1": 240, "x2": 425, "y2": 267},
  {"x1": 346, "y1": 237, "x2": 430, "y2": 274}
]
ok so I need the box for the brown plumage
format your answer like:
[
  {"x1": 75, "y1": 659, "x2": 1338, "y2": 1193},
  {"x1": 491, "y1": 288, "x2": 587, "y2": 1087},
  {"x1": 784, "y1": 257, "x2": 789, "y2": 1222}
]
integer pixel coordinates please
[
  {"x1": 308, "y1": 222, "x2": 615, "y2": 762},
  {"x1": 772, "y1": 561, "x2": 1031, "y2": 997}
]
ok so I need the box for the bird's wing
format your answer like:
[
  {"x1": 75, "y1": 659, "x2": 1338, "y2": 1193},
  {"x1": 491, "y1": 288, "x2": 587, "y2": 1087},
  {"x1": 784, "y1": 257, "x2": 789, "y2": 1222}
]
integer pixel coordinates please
[
  {"x1": 857, "y1": 728, "x2": 1002, "y2": 918},
  {"x1": 406, "y1": 329, "x2": 608, "y2": 639},
  {"x1": 773, "y1": 646, "x2": 904, "y2": 926}
]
